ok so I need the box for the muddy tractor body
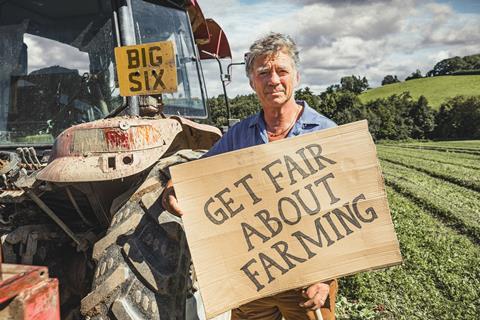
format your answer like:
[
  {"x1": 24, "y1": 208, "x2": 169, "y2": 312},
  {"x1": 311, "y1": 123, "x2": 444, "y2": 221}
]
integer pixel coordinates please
[{"x1": 0, "y1": 0, "x2": 230, "y2": 319}]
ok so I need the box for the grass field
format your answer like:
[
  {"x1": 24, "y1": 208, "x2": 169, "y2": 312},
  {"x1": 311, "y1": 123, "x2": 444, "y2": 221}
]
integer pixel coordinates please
[
  {"x1": 359, "y1": 75, "x2": 480, "y2": 108},
  {"x1": 336, "y1": 140, "x2": 480, "y2": 320}
]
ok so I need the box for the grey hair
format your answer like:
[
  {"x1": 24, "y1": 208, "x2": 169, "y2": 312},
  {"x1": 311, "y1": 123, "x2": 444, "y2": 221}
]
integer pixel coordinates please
[{"x1": 245, "y1": 33, "x2": 300, "y2": 78}]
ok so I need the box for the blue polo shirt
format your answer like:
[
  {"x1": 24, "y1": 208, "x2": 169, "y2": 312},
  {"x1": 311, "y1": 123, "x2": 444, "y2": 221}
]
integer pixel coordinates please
[{"x1": 204, "y1": 101, "x2": 336, "y2": 158}]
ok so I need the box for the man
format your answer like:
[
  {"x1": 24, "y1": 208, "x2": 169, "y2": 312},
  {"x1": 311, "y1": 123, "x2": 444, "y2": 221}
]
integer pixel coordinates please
[{"x1": 163, "y1": 33, "x2": 338, "y2": 320}]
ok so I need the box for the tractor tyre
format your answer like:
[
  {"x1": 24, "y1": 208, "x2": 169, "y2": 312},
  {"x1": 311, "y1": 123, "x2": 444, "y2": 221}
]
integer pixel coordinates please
[{"x1": 81, "y1": 150, "x2": 204, "y2": 320}]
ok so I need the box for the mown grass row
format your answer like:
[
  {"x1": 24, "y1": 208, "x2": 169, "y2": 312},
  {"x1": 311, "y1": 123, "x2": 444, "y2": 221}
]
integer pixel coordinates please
[
  {"x1": 377, "y1": 145, "x2": 480, "y2": 170},
  {"x1": 377, "y1": 147, "x2": 480, "y2": 192},
  {"x1": 392, "y1": 140, "x2": 480, "y2": 155},
  {"x1": 379, "y1": 161, "x2": 480, "y2": 242},
  {"x1": 394, "y1": 145, "x2": 480, "y2": 155},
  {"x1": 338, "y1": 187, "x2": 480, "y2": 320},
  {"x1": 397, "y1": 140, "x2": 480, "y2": 150},
  {"x1": 337, "y1": 142, "x2": 480, "y2": 319}
]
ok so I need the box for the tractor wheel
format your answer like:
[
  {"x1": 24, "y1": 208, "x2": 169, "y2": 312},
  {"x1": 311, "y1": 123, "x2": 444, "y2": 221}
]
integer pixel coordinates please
[{"x1": 81, "y1": 150, "x2": 204, "y2": 320}]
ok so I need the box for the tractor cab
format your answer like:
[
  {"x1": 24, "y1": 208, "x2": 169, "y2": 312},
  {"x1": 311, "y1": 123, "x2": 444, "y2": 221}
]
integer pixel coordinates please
[{"x1": 0, "y1": 0, "x2": 230, "y2": 148}]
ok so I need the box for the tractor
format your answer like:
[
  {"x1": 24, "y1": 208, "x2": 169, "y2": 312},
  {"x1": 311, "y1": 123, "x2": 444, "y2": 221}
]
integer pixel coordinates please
[{"x1": 0, "y1": 0, "x2": 231, "y2": 319}]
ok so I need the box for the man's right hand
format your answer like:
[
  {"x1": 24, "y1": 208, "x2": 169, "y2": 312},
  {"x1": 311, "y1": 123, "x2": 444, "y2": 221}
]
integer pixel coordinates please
[{"x1": 161, "y1": 179, "x2": 184, "y2": 217}]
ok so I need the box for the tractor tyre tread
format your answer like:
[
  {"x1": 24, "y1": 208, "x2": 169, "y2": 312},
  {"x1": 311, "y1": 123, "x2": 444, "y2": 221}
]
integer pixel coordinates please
[{"x1": 81, "y1": 150, "x2": 204, "y2": 320}]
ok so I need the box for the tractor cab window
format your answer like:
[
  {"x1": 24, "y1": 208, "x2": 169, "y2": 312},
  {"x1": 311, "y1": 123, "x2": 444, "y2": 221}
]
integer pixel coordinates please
[
  {"x1": 0, "y1": 0, "x2": 119, "y2": 145},
  {"x1": 132, "y1": 0, "x2": 208, "y2": 118}
]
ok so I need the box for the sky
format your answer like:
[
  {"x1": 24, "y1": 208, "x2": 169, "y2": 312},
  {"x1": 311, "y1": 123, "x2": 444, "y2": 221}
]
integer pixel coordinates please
[{"x1": 198, "y1": 0, "x2": 480, "y2": 97}]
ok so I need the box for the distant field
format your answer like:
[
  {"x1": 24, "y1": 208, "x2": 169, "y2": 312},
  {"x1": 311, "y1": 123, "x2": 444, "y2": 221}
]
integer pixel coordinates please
[
  {"x1": 359, "y1": 75, "x2": 480, "y2": 109},
  {"x1": 337, "y1": 140, "x2": 480, "y2": 320}
]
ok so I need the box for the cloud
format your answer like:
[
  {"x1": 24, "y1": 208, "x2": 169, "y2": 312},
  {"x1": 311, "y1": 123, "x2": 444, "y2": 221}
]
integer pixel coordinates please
[
  {"x1": 198, "y1": 0, "x2": 480, "y2": 96},
  {"x1": 421, "y1": 16, "x2": 480, "y2": 46},
  {"x1": 24, "y1": 34, "x2": 89, "y2": 74},
  {"x1": 300, "y1": 37, "x2": 387, "y2": 71}
]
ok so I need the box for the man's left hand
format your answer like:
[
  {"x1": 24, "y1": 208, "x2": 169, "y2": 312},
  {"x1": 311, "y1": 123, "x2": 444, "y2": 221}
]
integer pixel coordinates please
[{"x1": 300, "y1": 281, "x2": 330, "y2": 310}]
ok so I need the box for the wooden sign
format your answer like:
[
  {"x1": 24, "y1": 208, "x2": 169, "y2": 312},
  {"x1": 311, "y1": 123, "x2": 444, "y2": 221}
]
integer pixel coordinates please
[
  {"x1": 170, "y1": 120, "x2": 402, "y2": 318},
  {"x1": 114, "y1": 41, "x2": 177, "y2": 96}
]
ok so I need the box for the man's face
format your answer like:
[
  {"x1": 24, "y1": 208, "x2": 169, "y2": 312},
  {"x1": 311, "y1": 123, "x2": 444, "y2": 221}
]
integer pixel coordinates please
[{"x1": 249, "y1": 50, "x2": 299, "y2": 110}]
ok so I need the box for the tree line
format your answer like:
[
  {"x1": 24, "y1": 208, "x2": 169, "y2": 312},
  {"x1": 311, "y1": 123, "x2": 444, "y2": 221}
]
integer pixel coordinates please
[
  {"x1": 207, "y1": 75, "x2": 480, "y2": 141},
  {"x1": 382, "y1": 53, "x2": 480, "y2": 84}
]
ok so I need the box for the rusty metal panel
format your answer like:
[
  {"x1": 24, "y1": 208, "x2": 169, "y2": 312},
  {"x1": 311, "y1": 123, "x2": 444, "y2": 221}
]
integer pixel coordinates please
[
  {"x1": 72, "y1": 128, "x2": 105, "y2": 153},
  {"x1": 0, "y1": 265, "x2": 48, "y2": 303},
  {"x1": 0, "y1": 264, "x2": 60, "y2": 320},
  {"x1": 170, "y1": 115, "x2": 222, "y2": 150},
  {"x1": 37, "y1": 118, "x2": 183, "y2": 182},
  {"x1": 73, "y1": 125, "x2": 165, "y2": 153},
  {"x1": 37, "y1": 116, "x2": 222, "y2": 183}
]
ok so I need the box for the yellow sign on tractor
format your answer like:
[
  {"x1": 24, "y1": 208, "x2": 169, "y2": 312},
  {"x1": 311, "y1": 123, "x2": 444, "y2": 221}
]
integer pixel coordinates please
[{"x1": 115, "y1": 41, "x2": 177, "y2": 96}]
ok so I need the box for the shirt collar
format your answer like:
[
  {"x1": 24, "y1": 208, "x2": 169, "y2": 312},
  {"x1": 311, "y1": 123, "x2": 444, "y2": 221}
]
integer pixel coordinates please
[
  {"x1": 296, "y1": 100, "x2": 320, "y2": 126},
  {"x1": 248, "y1": 100, "x2": 317, "y2": 128},
  {"x1": 248, "y1": 111, "x2": 262, "y2": 128}
]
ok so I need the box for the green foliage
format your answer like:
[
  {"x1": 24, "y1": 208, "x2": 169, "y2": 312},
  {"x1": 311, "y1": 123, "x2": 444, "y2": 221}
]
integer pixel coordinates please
[
  {"x1": 294, "y1": 87, "x2": 320, "y2": 109},
  {"x1": 207, "y1": 95, "x2": 228, "y2": 128},
  {"x1": 427, "y1": 54, "x2": 480, "y2": 77},
  {"x1": 405, "y1": 69, "x2": 423, "y2": 81},
  {"x1": 336, "y1": 296, "x2": 378, "y2": 320},
  {"x1": 207, "y1": 93, "x2": 260, "y2": 128},
  {"x1": 363, "y1": 93, "x2": 435, "y2": 140},
  {"x1": 450, "y1": 69, "x2": 480, "y2": 76},
  {"x1": 359, "y1": 75, "x2": 480, "y2": 109},
  {"x1": 340, "y1": 75, "x2": 370, "y2": 94},
  {"x1": 229, "y1": 93, "x2": 261, "y2": 121},
  {"x1": 326, "y1": 75, "x2": 370, "y2": 94},
  {"x1": 296, "y1": 85, "x2": 369, "y2": 131},
  {"x1": 408, "y1": 96, "x2": 435, "y2": 139},
  {"x1": 381, "y1": 75, "x2": 399, "y2": 86},
  {"x1": 364, "y1": 93, "x2": 413, "y2": 140},
  {"x1": 302, "y1": 87, "x2": 436, "y2": 141},
  {"x1": 318, "y1": 89, "x2": 364, "y2": 125},
  {"x1": 434, "y1": 96, "x2": 480, "y2": 140}
]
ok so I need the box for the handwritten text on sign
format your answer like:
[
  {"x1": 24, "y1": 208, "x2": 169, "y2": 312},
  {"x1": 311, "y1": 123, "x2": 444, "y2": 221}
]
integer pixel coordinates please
[
  {"x1": 171, "y1": 121, "x2": 402, "y2": 318},
  {"x1": 203, "y1": 142, "x2": 378, "y2": 291}
]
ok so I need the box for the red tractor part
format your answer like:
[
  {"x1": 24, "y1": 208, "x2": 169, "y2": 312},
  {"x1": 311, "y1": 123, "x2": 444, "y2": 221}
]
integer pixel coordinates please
[
  {"x1": 0, "y1": 264, "x2": 60, "y2": 320},
  {"x1": 187, "y1": 0, "x2": 232, "y2": 59},
  {"x1": 198, "y1": 19, "x2": 232, "y2": 60}
]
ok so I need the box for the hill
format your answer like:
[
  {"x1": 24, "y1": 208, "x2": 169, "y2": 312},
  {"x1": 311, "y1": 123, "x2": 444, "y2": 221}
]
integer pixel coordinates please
[{"x1": 359, "y1": 75, "x2": 480, "y2": 109}]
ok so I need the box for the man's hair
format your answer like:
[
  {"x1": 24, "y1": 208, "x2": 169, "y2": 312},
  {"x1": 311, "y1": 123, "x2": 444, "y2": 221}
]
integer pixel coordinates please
[{"x1": 245, "y1": 32, "x2": 300, "y2": 78}]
